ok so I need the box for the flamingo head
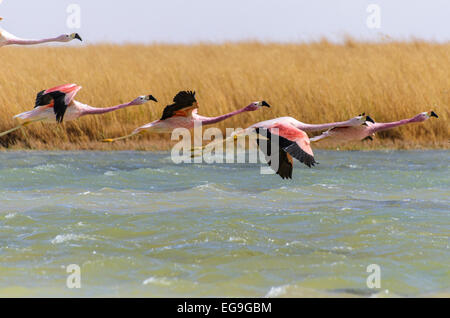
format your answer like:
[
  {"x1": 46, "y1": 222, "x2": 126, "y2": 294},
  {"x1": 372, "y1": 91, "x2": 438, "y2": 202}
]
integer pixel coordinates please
[
  {"x1": 58, "y1": 33, "x2": 83, "y2": 42},
  {"x1": 355, "y1": 113, "x2": 375, "y2": 126},
  {"x1": 429, "y1": 110, "x2": 438, "y2": 118},
  {"x1": 245, "y1": 101, "x2": 271, "y2": 111},
  {"x1": 130, "y1": 95, "x2": 158, "y2": 106},
  {"x1": 365, "y1": 115, "x2": 375, "y2": 123},
  {"x1": 413, "y1": 111, "x2": 438, "y2": 122},
  {"x1": 349, "y1": 113, "x2": 369, "y2": 126}
]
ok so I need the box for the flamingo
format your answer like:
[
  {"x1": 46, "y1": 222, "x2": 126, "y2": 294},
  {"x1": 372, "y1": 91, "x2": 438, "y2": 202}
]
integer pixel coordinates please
[
  {"x1": 192, "y1": 113, "x2": 368, "y2": 150},
  {"x1": 102, "y1": 91, "x2": 271, "y2": 142},
  {"x1": 310, "y1": 111, "x2": 439, "y2": 144},
  {"x1": 191, "y1": 114, "x2": 371, "y2": 178},
  {"x1": 192, "y1": 116, "x2": 343, "y2": 178},
  {"x1": 0, "y1": 84, "x2": 157, "y2": 137},
  {"x1": 0, "y1": 17, "x2": 82, "y2": 47}
]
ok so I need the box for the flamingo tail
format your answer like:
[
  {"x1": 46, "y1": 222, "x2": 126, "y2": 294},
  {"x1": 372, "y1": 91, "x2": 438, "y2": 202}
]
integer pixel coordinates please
[
  {"x1": 13, "y1": 106, "x2": 49, "y2": 120},
  {"x1": 310, "y1": 131, "x2": 331, "y2": 142}
]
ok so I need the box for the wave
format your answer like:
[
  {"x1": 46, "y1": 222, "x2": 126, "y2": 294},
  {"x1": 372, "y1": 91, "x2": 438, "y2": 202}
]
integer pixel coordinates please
[
  {"x1": 51, "y1": 233, "x2": 96, "y2": 244},
  {"x1": 142, "y1": 276, "x2": 172, "y2": 286},
  {"x1": 265, "y1": 284, "x2": 395, "y2": 298}
]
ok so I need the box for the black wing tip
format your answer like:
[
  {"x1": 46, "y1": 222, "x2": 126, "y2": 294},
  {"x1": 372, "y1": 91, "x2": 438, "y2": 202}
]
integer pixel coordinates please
[
  {"x1": 284, "y1": 143, "x2": 317, "y2": 168},
  {"x1": 257, "y1": 128, "x2": 317, "y2": 178},
  {"x1": 173, "y1": 90, "x2": 196, "y2": 104},
  {"x1": 160, "y1": 90, "x2": 197, "y2": 120},
  {"x1": 277, "y1": 173, "x2": 292, "y2": 180},
  {"x1": 55, "y1": 108, "x2": 65, "y2": 123},
  {"x1": 48, "y1": 91, "x2": 68, "y2": 124},
  {"x1": 35, "y1": 90, "x2": 47, "y2": 108}
]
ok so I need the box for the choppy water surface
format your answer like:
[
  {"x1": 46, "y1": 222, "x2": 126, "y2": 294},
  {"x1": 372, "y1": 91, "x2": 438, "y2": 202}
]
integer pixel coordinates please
[{"x1": 0, "y1": 150, "x2": 448, "y2": 297}]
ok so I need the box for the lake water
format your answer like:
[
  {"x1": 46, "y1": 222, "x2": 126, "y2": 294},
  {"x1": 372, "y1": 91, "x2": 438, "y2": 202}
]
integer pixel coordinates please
[{"x1": 0, "y1": 150, "x2": 448, "y2": 297}]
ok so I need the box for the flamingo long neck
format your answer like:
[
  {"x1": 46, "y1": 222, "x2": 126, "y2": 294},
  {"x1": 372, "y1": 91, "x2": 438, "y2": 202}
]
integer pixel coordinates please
[
  {"x1": 81, "y1": 102, "x2": 134, "y2": 116},
  {"x1": 295, "y1": 119, "x2": 359, "y2": 132},
  {"x1": 371, "y1": 116, "x2": 423, "y2": 133},
  {"x1": 7, "y1": 36, "x2": 62, "y2": 46},
  {"x1": 198, "y1": 107, "x2": 249, "y2": 125}
]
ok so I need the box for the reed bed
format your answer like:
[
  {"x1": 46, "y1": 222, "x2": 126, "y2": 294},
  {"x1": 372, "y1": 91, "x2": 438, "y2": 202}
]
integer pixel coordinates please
[{"x1": 0, "y1": 41, "x2": 448, "y2": 150}]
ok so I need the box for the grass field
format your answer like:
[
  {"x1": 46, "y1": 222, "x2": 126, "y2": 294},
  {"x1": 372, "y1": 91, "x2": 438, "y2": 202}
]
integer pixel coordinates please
[{"x1": 0, "y1": 41, "x2": 448, "y2": 150}]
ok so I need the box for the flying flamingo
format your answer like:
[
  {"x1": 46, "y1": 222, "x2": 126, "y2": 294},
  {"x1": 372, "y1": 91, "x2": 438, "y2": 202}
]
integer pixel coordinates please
[
  {"x1": 0, "y1": 84, "x2": 157, "y2": 137},
  {"x1": 194, "y1": 117, "x2": 356, "y2": 178},
  {"x1": 191, "y1": 114, "x2": 369, "y2": 178},
  {"x1": 102, "y1": 91, "x2": 271, "y2": 142},
  {"x1": 191, "y1": 113, "x2": 368, "y2": 152},
  {"x1": 310, "y1": 111, "x2": 439, "y2": 144},
  {"x1": 0, "y1": 17, "x2": 82, "y2": 47},
  {"x1": 193, "y1": 113, "x2": 368, "y2": 149}
]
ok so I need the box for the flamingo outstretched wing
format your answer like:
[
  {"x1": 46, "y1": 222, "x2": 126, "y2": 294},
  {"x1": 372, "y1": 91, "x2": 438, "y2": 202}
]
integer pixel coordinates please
[
  {"x1": 255, "y1": 122, "x2": 316, "y2": 179},
  {"x1": 34, "y1": 84, "x2": 82, "y2": 123},
  {"x1": 160, "y1": 91, "x2": 197, "y2": 120}
]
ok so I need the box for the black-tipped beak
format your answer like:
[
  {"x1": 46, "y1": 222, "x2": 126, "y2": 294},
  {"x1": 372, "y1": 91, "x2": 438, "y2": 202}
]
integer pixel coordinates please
[
  {"x1": 147, "y1": 95, "x2": 157, "y2": 102},
  {"x1": 430, "y1": 111, "x2": 438, "y2": 118},
  {"x1": 74, "y1": 33, "x2": 82, "y2": 41},
  {"x1": 261, "y1": 101, "x2": 271, "y2": 107},
  {"x1": 365, "y1": 115, "x2": 375, "y2": 123}
]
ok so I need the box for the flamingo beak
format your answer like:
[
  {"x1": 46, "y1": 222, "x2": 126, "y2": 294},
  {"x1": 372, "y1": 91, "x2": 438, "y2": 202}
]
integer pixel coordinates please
[
  {"x1": 430, "y1": 111, "x2": 438, "y2": 118},
  {"x1": 261, "y1": 101, "x2": 271, "y2": 107},
  {"x1": 146, "y1": 95, "x2": 157, "y2": 102},
  {"x1": 74, "y1": 33, "x2": 82, "y2": 41},
  {"x1": 365, "y1": 115, "x2": 375, "y2": 123}
]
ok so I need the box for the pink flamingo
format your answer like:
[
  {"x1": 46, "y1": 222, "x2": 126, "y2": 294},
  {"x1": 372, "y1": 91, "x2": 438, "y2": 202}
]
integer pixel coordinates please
[
  {"x1": 0, "y1": 84, "x2": 157, "y2": 137},
  {"x1": 193, "y1": 114, "x2": 368, "y2": 149},
  {"x1": 193, "y1": 116, "x2": 340, "y2": 179},
  {"x1": 191, "y1": 114, "x2": 366, "y2": 170},
  {"x1": 103, "y1": 91, "x2": 271, "y2": 142},
  {"x1": 0, "y1": 17, "x2": 82, "y2": 47},
  {"x1": 310, "y1": 111, "x2": 439, "y2": 144}
]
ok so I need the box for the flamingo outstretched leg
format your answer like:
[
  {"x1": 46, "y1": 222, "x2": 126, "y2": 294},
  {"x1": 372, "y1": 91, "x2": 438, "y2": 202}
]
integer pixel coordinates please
[
  {"x1": 0, "y1": 119, "x2": 43, "y2": 138},
  {"x1": 102, "y1": 132, "x2": 142, "y2": 143}
]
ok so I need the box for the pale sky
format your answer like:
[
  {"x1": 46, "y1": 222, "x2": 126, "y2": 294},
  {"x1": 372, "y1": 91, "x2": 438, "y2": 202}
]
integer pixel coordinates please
[{"x1": 1, "y1": 0, "x2": 449, "y2": 44}]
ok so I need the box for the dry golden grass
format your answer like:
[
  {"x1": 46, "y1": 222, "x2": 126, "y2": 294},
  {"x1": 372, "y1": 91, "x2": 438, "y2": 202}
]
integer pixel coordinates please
[{"x1": 0, "y1": 41, "x2": 448, "y2": 150}]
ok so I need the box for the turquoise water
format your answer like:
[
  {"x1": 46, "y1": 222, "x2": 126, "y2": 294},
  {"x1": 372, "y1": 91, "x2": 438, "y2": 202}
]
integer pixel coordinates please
[{"x1": 0, "y1": 150, "x2": 449, "y2": 297}]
